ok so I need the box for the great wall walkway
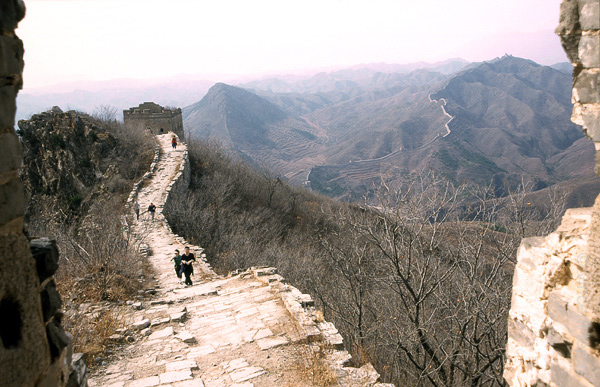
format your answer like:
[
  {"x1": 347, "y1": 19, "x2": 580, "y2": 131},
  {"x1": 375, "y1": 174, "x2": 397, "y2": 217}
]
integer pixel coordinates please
[{"x1": 88, "y1": 134, "x2": 392, "y2": 387}]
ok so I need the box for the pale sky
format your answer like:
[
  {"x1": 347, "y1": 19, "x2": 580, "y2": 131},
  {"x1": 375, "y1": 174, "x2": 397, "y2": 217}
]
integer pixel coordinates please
[{"x1": 18, "y1": 0, "x2": 567, "y2": 90}]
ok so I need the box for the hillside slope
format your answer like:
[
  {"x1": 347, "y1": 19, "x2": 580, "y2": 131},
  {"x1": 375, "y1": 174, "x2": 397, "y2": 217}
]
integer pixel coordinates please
[{"x1": 183, "y1": 83, "x2": 328, "y2": 181}]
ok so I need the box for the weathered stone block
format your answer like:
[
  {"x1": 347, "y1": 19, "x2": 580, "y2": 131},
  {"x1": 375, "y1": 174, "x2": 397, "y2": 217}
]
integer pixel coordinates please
[
  {"x1": 0, "y1": 85, "x2": 19, "y2": 131},
  {"x1": 46, "y1": 319, "x2": 70, "y2": 359},
  {"x1": 508, "y1": 317, "x2": 537, "y2": 347},
  {"x1": 548, "y1": 289, "x2": 592, "y2": 345},
  {"x1": 40, "y1": 280, "x2": 62, "y2": 322},
  {"x1": 513, "y1": 266, "x2": 546, "y2": 301},
  {"x1": 573, "y1": 71, "x2": 600, "y2": 103},
  {"x1": 0, "y1": 132, "x2": 22, "y2": 176},
  {"x1": 516, "y1": 237, "x2": 548, "y2": 272},
  {"x1": 0, "y1": 0, "x2": 26, "y2": 33},
  {"x1": 510, "y1": 293, "x2": 547, "y2": 332},
  {"x1": 0, "y1": 34, "x2": 24, "y2": 77},
  {"x1": 580, "y1": 0, "x2": 600, "y2": 30},
  {"x1": 0, "y1": 234, "x2": 50, "y2": 386},
  {"x1": 578, "y1": 106, "x2": 600, "y2": 141},
  {"x1": 572, "y1": 341, "x2": 600, "y2": 386},
  {"x1": 548, "y1": 325, "x2": 573, "y2": 358},
  {"x1": 0, "y1": 176, "x2": 23, "y2": 228},
  {"x1": 132, "y1": 318, "x2": 150, "y2": 330},
  {"x1": 551, "y1": 362, "x2": 594, "y2": 387},
  {"x1": 579, "y1": 35, "x2": 600, "y2": 68},
  {"x1": 67, "y1": 353, "x2": 88, "y2": 387},
  {"x1": 30, "y1": 238, "x2": 59, "y2": 283}
]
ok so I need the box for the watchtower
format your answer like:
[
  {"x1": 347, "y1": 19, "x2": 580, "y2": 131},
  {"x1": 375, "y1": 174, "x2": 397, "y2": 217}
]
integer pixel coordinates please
[{"x1": 123, "y1": 102, "x2": 184, "y2": 138}]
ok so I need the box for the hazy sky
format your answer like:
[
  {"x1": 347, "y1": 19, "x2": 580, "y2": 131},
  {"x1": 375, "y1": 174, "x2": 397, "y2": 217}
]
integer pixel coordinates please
[{"x1": 19, "y1": 0, "x2": 566, "y2": 90}]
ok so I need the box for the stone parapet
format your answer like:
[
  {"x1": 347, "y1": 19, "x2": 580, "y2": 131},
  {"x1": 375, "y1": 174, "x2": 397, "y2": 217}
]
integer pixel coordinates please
[{"x1": 249, "y1": 267, "x2": 393, "y2": 386}]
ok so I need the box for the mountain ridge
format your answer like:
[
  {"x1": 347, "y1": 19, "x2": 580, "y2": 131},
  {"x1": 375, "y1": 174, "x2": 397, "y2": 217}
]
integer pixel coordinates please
[{"x1": 182, "y1": 56, "x2": 599, "y2": 202}]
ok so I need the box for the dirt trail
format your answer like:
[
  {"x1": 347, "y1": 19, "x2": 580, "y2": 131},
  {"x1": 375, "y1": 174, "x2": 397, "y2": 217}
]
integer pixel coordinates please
[{"x1": 87, "y1": 134, "x2": 392, "y2": 387}]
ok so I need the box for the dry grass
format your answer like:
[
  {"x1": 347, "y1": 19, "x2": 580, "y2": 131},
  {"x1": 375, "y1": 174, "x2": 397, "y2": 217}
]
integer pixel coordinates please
[
  {"x1": 63, "y1": 308, "x2": 126, "y2": 367},
  {"x1": 294, "y1": 343, "x2": 338, "y2": 387}
]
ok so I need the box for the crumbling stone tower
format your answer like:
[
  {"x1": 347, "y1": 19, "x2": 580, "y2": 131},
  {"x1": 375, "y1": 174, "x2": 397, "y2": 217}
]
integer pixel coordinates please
[
  {"x1": 123, "y1": 102, "x2": 184, "y2": 138},
  {"x1": 504, "y1": 1, "x2": 600, "y2": 386}
]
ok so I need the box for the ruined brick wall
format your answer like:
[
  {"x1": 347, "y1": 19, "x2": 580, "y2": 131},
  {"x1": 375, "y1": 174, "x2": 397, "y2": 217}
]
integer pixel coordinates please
[
  {"x1": 123, "y1": 102, "x2": 185, "y2": 138},
  {"x1": 556, "y1": 0, "x2": 600, "y2": 333},
  {"x1": 0, "y1": 1, "x2": 86, "y2": 386},
  {"x1": 504, "y1": 1, "x2": 600, "y2": 386}
]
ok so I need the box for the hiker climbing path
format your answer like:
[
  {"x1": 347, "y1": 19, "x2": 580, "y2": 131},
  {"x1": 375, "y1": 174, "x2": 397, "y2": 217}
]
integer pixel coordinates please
[{"x1": 88, "y1": 133, "x2": 392, "y2": 387}]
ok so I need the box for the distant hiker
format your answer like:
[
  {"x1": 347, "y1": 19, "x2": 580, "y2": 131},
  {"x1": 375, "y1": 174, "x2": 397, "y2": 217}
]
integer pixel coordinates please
[
  {"x1": 134, "y1": 201, "x2": 140, "y2": 220},
  {"x1": 171, "y1": 135, "x2": 177, "y2": 149},
  {"x1": 170, "y1": 249, "x2": 182, "y2": 283},
  {"x1": 148, "y1": 202, "x2": 156, "y2": 221},
  {"x1": 181, "y1": 246, "x2": 196, "y2": 286}
]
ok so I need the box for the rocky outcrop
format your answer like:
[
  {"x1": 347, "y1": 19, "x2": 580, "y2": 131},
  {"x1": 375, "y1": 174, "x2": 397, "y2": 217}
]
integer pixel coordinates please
[
  {"x1": 18, "y1": 108, "x2": 148, "y2": 224},
  {"x1": 0, "y1": 1, "x2": 86, "y2": 386}
]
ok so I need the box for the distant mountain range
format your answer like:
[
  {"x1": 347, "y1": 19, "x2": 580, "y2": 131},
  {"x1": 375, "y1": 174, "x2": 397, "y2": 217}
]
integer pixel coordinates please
[
  {"x1": 183, "y1": 56, "x2": 598, "y2": 204},
  {"x1": 16, "y1": 79, "x2": 215, "y2": 122}
]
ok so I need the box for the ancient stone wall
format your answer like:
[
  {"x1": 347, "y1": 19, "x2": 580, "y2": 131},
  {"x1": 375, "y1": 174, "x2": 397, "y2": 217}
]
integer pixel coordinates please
[
  {"x1": 123, "y1": 102, "x2": 184, "y2": 138},
  {"x1": 504, "y1": 1, "x2": 600, "y2": 386},
  {"x1": 0, "y1": 2, "x2": 86, "y2": 386}
]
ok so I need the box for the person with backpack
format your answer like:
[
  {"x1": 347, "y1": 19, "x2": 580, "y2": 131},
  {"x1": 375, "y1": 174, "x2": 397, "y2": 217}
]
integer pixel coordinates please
[
  {"x1": 171, "y1": 135, "x2": 177, "y2": 149},
  {"x1": 170, "y1": 249, "x2": 182, "y2": 283},
  {"x1": 180, "y1": 246, "x2": 196, "y2": 286},
  {"x1": 148, "y1": 202, "x2": 156, "y2": 221},
  {"x1": 134, "y1": 201, "x2": 140, "y2": 220}
]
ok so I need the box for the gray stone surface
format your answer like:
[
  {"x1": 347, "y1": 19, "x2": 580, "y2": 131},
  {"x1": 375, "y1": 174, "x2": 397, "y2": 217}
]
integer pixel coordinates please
[
  {"x1": 574, "y1": 70, "x2": 600, "y2": 103},
  {"x1": 579, "y1": 35, "x2": 600, "y2": 68},
  {"x1": 579, "y1": 0, "x2": 600, "y2": 29},
  {"x1": 158, "y1": 370, "x2": 192, "y2": 384},
  {"x1": 508, "y1": 318, "x2": 537, "y2": 348},
  {"x1": 148, "y1": 326, "x2": 173, "y2": 340},
  {"x1": 551, "y1": 362, "x2": 594, "y2": 387},
  {"x1": 572, "y1": 342, "x2": 600, "y2": 386},
  {"x1": 132, "y1": 318, "x2": 151, "y2": 330},
  {"x1": 40, "y1": 280, "x2": 62, "y2": 322},
  {"x1": 548, "y1": 290, "x2": 591, "y2": 345},
  {"x1": 30, "y1": 238, "x2": 60, "y2": 283}
]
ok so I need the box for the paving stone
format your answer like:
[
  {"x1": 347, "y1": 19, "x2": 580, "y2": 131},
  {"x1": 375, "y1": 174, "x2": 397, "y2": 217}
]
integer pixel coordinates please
[
  {"x1": 224, "y1": 358, "x2": 249, "y2": 372},
  {"x1": 158, "y1": 370, "x2": 193, "y2": 384},
  {"x1": 170, "y1": 311, "x2": 186, "y2": 322},
  {"x1": 133, "y1": 318, "x2": 151, "y2": 330},
  {"x1": 229, "y1": 367, "x2": 267, "y2": 383},
  {"x1": 166, "y1": 360, "x2": 198, "y2": 372},
  {"x1": 172, "y1": 380, "x2": 205, "y2": 387},
  {"x1": 252, "y1": 328, "x2": 273, "y2": 341},
  {"x1": 175, "y1": 331, "x2": 196, "y2": 344},
  {"x1": 151, "y1": 317, "x2": 171, "y2": 327},
  {"x1": 187, "y1": 345, "x2": 216, "y2": 358},
  {"x1": 149, "y1": 327, "x2": 174, "y2": 340},
  {"x1": 126, "y1": 376, "x2": 159, "y2": 387},
  {"x1": 255, "y1": 336, "x2": 289, "y2": 350}
]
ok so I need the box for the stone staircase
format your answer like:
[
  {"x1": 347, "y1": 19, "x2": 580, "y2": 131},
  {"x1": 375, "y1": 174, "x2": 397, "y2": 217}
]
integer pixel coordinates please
[{"x1": 88, "y1": 133, "x2": 393, "y2": 387}]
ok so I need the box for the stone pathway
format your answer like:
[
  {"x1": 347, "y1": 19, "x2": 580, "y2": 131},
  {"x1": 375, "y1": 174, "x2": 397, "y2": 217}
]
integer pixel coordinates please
[{"x1": 88, "y1": 134, "x2": 392, "y2": 387}]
